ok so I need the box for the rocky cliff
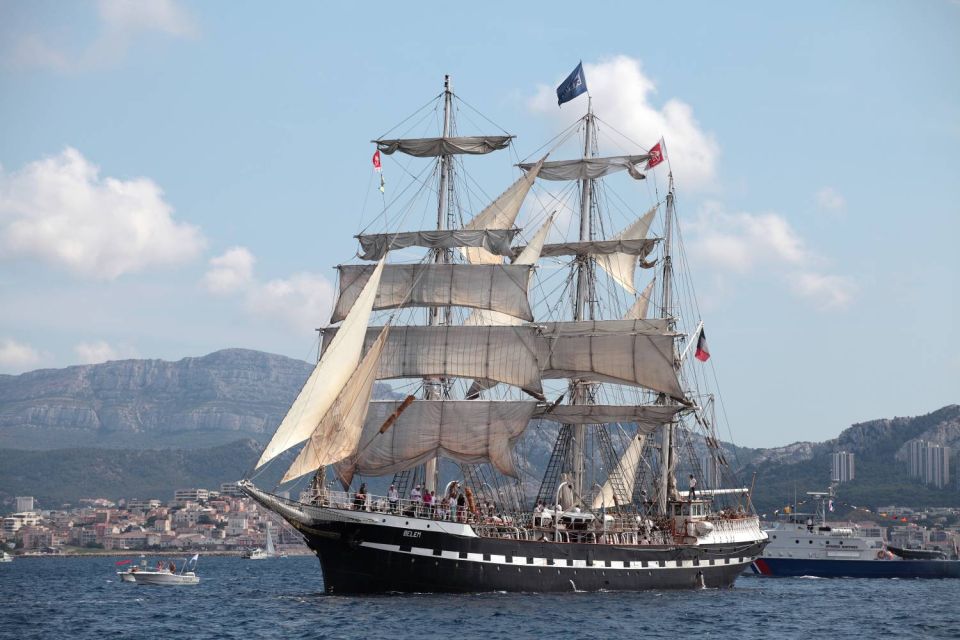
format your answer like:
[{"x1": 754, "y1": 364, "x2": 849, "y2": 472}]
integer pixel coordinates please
[{"x1": 0, "y1": 349, "x2": 398, "y2": 450}]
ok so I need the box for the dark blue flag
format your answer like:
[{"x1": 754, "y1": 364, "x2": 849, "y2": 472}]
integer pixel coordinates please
[{"x1": 556, "y1": 62, "x2": 587, "y2": 106}]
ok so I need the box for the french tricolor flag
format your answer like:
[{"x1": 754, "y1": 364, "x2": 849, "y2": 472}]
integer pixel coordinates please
[{"x1": 695, "y1": 327, "x2": 710, "y2": 362}]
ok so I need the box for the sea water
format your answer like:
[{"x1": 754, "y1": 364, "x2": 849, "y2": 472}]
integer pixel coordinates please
[{"x1": 1, "y1": 556, "x2": 957, "y2": 639}]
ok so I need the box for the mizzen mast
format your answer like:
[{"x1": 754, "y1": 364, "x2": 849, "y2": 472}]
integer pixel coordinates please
[{"x1": 657, "y1": 172, "x2": 677, "y2": 513}]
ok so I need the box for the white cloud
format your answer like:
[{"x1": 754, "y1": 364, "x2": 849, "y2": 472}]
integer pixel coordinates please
[
  {"x1": 203, "y1": 247, "x2": 255, "y2": 294},
  {"x1": 789, "y1": 272, "x2": 856, "y2": 309},
  {"x1": 687, "y1": 202, "x2": 854, "y2": 310},
  {"x1": 245, "y1": 273, "x2": 335, "y2": 334},
  {"x1": 73, "y1": 340, "x2": 138, "y2": 365},
  {"x1": 0, "y1": 338, "x2": 43, "y2": 371},
  {"x1": 97, "y1": 0, "x2": 198, "y2": 39},
  {"x1": 0, "y1": 147, "x2": 205, "y2": 279},
  {"x1": 686, "y1": 203, "x2": 811, "y2": 273},
  {"x1": 201, "y1": 246, "x2": 335, "y2": 333},
  {"x1": 816, "y1": 187, "x2": 846, "y2": 212},
  {"x1": 529, "y1": 55, "x2": 719, "y2": 188},
  {"x1": 5, "y1": 0, "x2": 197, "y2": 71}
]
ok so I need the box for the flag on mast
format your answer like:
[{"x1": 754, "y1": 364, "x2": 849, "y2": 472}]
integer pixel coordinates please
[
  {"x1": 372, "y1": 149, "x2": 385, "y2": 192},
  {"x1": 695, "y1": 327, "x2": 711, "y2": 362},
  {"x1": 646, "y1": 141, "x2": 665, "y2": 169},
  {"x1": 556, "y1": 62, "x2": 588, "y2": 106}
]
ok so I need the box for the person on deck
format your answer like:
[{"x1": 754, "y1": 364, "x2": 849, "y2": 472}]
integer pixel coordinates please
[
  {"x1": 387, "y1": 484, "x2": 399, "y2": 513},
  {"x1": 354, "y1": 483, "x2": 368, "y2": 511},
  {"x1": 456, "y1": 492, "x2": 466, "y2": 522},
  {"x1": 423, "y1": 489, "x2": 433, "y2": 518},
  {"x1": 410, "y1": 485, "x2": 422, "y2": 516},
  {"x1": 688, "y1": 475, "x2": 697, "y2": 500}
]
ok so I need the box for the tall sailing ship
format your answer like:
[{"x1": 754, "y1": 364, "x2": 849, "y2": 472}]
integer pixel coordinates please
[{"x1": 241, "y1": 73, "x2": 768, "y2": 593}]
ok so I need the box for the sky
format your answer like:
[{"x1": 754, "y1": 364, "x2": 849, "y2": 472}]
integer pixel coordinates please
[{"x1": 0, "y1": 1, "x2": 957, "y2": 448}]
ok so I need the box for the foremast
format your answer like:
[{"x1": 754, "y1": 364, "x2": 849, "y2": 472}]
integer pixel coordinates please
[{"x1": 423, "y1": 75, "x2": 456, "y2": 494}]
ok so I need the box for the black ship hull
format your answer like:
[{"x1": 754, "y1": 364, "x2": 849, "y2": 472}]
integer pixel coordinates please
[{"x1": 292, "y1": 517, "x2": 765, "y2": 594}]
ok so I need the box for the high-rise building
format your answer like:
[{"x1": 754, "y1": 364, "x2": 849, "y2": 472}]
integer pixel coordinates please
[
  {"x1": 15, "y1": 496, "x2": 35, "y2": 512},
  {"x1": 906, "y1": 439, "x2": 951, "y2": 488},
  {"x1": 907, "y1": 439, "x2": 926, "y2": 479},
  {"x1": 831, "y1": 451, "x2": 855, "y2": 484},
  {"x1": 925, "y1": 444, "x2": 950, "y2": 489}
]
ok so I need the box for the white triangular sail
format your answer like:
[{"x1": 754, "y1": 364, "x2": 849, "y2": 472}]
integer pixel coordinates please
[
  {"x1": 463, "y1": 156, "x2": 546, "y2": 265},
  {"x1": 281, "y1": 325, "x2": 390, "y2": 483},
  {"x1": 595, "y1": 205, "x2": 657, "y2": 294},
  {"x1": 265, "y1": 523, "x2": 275, "y2": 555},
  {"x1": 624, "y1": 278, "x2": 656, "y2": 320},
  {"x1": 592, "y1": 432, "x2": 647, "y2": 510},
  {"x1": 255, "y1": 259, "x2": 386, "y2": 469}
]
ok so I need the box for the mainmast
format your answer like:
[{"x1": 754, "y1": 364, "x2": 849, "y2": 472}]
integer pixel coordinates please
[
  {"x1": 657, "y1": 173, "x2": 676, "y2": 513},
  {"x1": 424, "y1": 75, "x2": 455, "y2": 493},
  {"x1": 570, "y1": 98, "x2": 595, "y2": 504}
]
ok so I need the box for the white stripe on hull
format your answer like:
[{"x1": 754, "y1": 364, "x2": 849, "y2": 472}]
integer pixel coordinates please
[{"x1": 359, "y1": 541, "x2": 756, "y2": 570}]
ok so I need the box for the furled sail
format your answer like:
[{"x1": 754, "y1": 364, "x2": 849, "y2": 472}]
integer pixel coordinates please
[
  {"x1": 625, "y1": 278, "x2": 656, "y2": 320},
  {"x1": 595, "y1": 205, "x2": 658, "y2": 294},
  {"x1": 322, "y1": 325, "x2": 545, "y2": 399},
  {"x1": 462, "y1": 156, "x2": 546, "y2": 265},
  {"x1": 592, "y1": 432, "x2": 647, "y2": 510},
  {"x1": 337, "y1": 400, "x2": 538, "y2": 484},
  {"x1": 536, "y1": 319, "x2": 685, "y2": 400},
  {"x1": 534, "y1": 404, "x2": 683, "y2": 425},
  {"x1": 374, "y1": 136, "x2": 513, "y2": 157},
  {"x1": 529, "y1": 238, "x2": 657, "y2": 259},
  {"x1": 518, "y1": 155, "x2": 649, "y2": 181},
  {"x1": 255, "y1": 260, "x2": 386, "y2": 469},
  {"x1": 330, "y1": 263, "x2": 535, "y2": 323},
  {"x1": 280, "y1": 326, "x2": 390, "y2": 483},
  {"x1": 355, "y1": 229, "x2": 518, "y2": 261}
]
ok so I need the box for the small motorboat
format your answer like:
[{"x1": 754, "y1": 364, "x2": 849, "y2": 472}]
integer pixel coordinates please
[{"x1": 117, "y1": 555, "x2": 200, "y2": 585}]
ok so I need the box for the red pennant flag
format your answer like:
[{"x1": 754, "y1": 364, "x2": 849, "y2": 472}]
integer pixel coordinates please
[
  {"x1": 695, "y1": 327, "x2": 710, "y2": 362},
  {"x1": 646, "y1": 142, "x2": 664, "y2": 170},
  {"x1": 372, "y1": 149, "x2": 382, "y2": 171},
  {"x1": 115, "y1": 559, "x2": 132, "y2": 566}
]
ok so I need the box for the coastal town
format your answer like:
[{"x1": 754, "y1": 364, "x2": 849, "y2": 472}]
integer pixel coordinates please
[
  {"x1": 2, "y1": 486, "x2": 959, "y2": 559},
  {"x1": 1, "y1": 486, "x2": 307, "y2": 556}
]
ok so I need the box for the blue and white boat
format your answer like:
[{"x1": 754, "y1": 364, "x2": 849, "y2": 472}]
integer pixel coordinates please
[{"x1": 750, "y1": 491, "x2": 960, "y2": 579}]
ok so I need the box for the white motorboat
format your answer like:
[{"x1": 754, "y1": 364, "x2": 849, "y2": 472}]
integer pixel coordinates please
[
  {"x1": 117, "y1": 555, "x2": 200, "y2": 585},
  {"x1": 0, "y1": 551, "x2": 13, "y2": 563}
]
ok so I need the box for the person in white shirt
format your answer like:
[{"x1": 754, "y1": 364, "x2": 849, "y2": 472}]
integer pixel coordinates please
[
  {"x1": 688, "y1": 474, "x2": 697, "y2": 500},
  {"x1": 388, "y1": 484, "x2": 399, "y2": 513}
]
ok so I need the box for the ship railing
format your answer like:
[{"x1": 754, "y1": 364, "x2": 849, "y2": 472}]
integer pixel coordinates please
[{"x1": 302, "y1": 489, "x2": 499, "y2": 524}]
